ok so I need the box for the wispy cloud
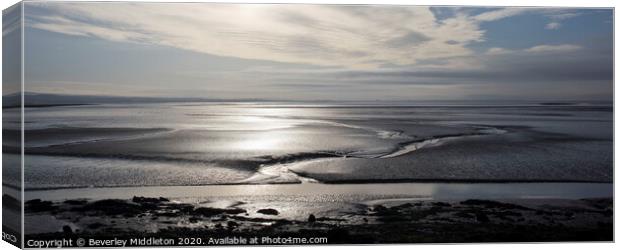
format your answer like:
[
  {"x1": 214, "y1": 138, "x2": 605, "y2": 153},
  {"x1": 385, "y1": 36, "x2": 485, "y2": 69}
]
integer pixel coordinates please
[
  {"x1": 25, "y1": 3, "x2": 530, "y2": 69},
  {"x1": 485, "y1": 44, "x2": 582, "y2": 54},
  {"x1": 472, "y1": 8, "x2": 528, "y2": 22},
  {"x1": 545, "y1": 22, "x2": 561, "y2": 30},
  {"x1": 218, "y1": 40, "x2": 610, "y2": 100},
  {"x1": 2, "y1": 4, "x2": 21, "y2": 37},
  {"x1": 544, "y1": 11, "x2": 581, "y2": 30},
  {"x1": 485, "y1": 47, "x2": 513, "y2": 55},
  {"x1": 525, "y1": 44, "x2": 582, "y2": 53}
]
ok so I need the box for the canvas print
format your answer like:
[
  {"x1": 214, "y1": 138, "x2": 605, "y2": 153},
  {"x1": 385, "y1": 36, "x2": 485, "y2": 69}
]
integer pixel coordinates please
[{"x1": 2, "y1": 1, "x2": 614, "y2": 247}]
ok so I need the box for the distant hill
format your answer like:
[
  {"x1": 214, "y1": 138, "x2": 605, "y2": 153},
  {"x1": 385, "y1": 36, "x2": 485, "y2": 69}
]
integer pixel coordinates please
[
  {"x1": 2, "y1": 92, "x2": 269, "y2": 108},
  {"x1": 2, "y1": 92, "x2": 612, "y2": 108}
]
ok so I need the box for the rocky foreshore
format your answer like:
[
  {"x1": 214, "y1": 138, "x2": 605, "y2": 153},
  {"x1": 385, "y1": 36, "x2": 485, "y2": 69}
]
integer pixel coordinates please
[{"x1": 24, "y1": 196, "x2": 613, "y2": 244}]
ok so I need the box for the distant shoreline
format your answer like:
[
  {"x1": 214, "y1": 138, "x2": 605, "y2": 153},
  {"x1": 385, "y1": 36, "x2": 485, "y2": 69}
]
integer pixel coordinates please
[
  {"x1": 2, "y1": 92, "x2": 613, "y2": 108},
  {"x1": 3, "y1": 104, "x2": 94, "y2": 109},
  {"x1": 13, "y1": 180, "x2": 613, "y2": 192}
]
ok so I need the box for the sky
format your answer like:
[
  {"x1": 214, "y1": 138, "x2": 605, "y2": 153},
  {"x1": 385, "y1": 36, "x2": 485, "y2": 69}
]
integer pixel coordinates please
[{"x1": 17, "y1": 2, "x2": 614, "y2": 101}]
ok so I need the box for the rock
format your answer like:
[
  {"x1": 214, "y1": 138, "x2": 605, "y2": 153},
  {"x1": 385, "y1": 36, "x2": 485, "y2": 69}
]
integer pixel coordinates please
[
  {"x1": 167, "y1": 203, "x2": 194, "y2": 213},
  {"x1": 454, "y1": 211, "x2": 474, "y2": 219},
  {"x1": 82, "y1": 199, "x2": 142, "y2": 216},
  {"x1": 257, "y1": 208, "x2": 279, "y2": 215},
  {"x1": 194, "y1": 207, "x2": 246, "y2": 217},
  {"x1": 316, "y1": 217, "x2": 346, "y2": 222},
  {"x1": 25, "y1": 199, "x2": 56, "y2": 212},
  {"x1": 372, "y1": 205, "x2": 388, "y2": 213},
  {"x1": 225, "y1": 208, "x2": 246, "y2": 214},
  {"x1": 63, "y1": 199, "x2": 88, "y2": 205},
  {"x1": 132, "y1": 196, "x2": 167, "y2": 203},
  {"x1": 88, "y1": 223, "x2": 104, "y2": 229},
  {"x1": 460, "y1": 199, "x2": 529, "y2": 210},
  {"x1": 157, "y1": 211, "x2": 180, "y2": 217},
  {"x1": 62, "y1": 225, "x2": 73, "y2": 234},
  {"x1": 391, "y1": 203, "x2": 413, "y2": 210},
  {"x1": 475, "y1": 212, "x2": 490, "y2": 223},
  {"x1": 432, "y1": 202, "x2": 452, "y2": 207},
  {"x1": 227, "y1": 221, "x2": 239, "y2": 228},
  {"x1": 327, "y1": 228, "x2": 350, "y2": 242},
  {"x1": 308, "y1": 214, "x2": 316, "y2": 223},
  {"x1": 194, "y1": 207, "x2": 225, "y2": 217},
  {"x1": 370, "y1": 205, "x2": 399, "y2": 216}
]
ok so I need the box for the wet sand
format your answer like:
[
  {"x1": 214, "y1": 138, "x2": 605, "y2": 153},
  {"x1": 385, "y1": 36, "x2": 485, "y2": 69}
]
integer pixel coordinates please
[
  {"x1": 16, "y1": 103, "x2": 614, "y2": 244},
  {"x1": 19, "y1": 103, "x2": 613, "y2": 189}
]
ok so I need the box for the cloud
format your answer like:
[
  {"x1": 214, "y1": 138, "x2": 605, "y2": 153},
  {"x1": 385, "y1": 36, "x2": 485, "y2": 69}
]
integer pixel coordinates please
[
  {"x1": 525, "y1": 44, "x2": 582, "y2": 53},
  {"x1": 543, "y1": 11, "x2": 580, "y2": 30},
  {"x1": 21, "y1": 3, "x2": 612, "y2": 101},
  {"x1": 545, "y1": 22, "x2": 561, "y2": 30},
  {"x1": 485, "y1": 47, "x2": 513, "y2": 55},
  {"x1": 486, "y1": 44, "x2": 581, "y2": 55},
  {"x1": 243, "y1": 40, "x2": 610, "y2": 87},
  {"x1": 472, "y1": 8, "x2": 528, "y2": 22},
  {"x1": 25, "y1": 3, "x2": 530, "y2": 69},
  {"x1": 2, "y1": 4, "x2": 21, "y2": 37},
  {"x1": 548, "y1": 12, "x2": 581, "y2": 21}
]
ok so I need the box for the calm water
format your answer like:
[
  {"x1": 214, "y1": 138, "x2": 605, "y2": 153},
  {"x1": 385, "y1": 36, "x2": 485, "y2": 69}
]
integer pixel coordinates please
[{"x1": 3, "y1": 102, "x2": 612, "y2": 193}]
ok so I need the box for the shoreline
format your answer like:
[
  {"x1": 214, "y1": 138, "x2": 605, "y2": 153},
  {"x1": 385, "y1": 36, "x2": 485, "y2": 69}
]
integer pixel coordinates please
[
  {"x1": 13, "y1": 179, "x2": 613, "y2": 192},
  {"x1": 23, "y1": 182, "x2": 613, "y2": 203},
  {"x1": 23, "y1": 196, "x2": 613, "y2": 244}
]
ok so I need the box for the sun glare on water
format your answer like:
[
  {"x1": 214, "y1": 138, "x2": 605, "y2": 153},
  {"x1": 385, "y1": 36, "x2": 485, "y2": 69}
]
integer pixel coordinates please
[{"x1": 230, "y1": 107, "x2": 306, "y2": 151}]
